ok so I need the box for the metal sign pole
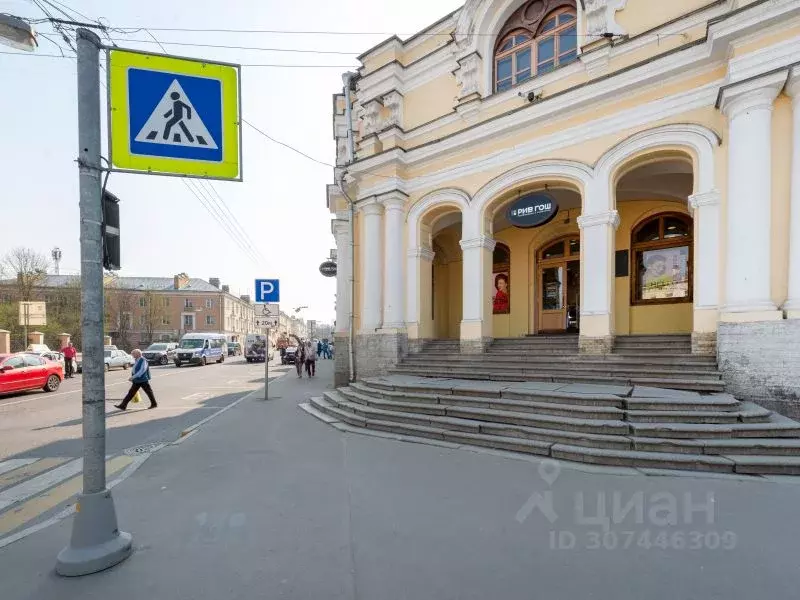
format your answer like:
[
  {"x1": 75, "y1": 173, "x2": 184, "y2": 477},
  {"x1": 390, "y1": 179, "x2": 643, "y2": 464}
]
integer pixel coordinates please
[
  {"x1": 56, "y1": 28, "x2": 132, "y2": 577},
  {"x1": 264, "y1": 327, "x2": 269, "y2": 401}
]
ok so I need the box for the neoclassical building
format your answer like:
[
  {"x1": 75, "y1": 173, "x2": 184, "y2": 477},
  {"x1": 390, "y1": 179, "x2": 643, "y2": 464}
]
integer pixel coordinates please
[{"x1": 328, "y1": 0, "x2": 800, "y2": 413}]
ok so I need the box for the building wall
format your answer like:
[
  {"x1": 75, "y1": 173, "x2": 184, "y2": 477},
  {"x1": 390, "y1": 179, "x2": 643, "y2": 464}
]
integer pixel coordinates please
[{"x1": 329, "y1": 0, "x2": 800, "y2": 403}]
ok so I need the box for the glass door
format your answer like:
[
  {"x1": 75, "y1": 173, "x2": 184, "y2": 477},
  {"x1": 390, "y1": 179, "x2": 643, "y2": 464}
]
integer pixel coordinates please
[{"x1": 539, "y1": 265, "x2": 564, "y2": 331}]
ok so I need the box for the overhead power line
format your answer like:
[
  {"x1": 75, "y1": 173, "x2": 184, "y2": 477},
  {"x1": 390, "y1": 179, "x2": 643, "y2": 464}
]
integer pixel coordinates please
[
  {"x1": 0, "y1": 50, "x2": 354, "y2": 67},
  {"x1": 101, "y1": 37, "x2": 360, "y2": 55},
  {"x1": 182, "y1": 179, "x2": 263, "y2": 266},
  {"x1": 28, "y1": 16, "x2": 647, "y2": 39}
]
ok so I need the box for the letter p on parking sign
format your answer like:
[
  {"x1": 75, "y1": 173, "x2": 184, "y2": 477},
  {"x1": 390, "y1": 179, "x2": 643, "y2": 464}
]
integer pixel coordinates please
[{"x1": 255, "y1": 279, "x2": 280, "y2": 303}]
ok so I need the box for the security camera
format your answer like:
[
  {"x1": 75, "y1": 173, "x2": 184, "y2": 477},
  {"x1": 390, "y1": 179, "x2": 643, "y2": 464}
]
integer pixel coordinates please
[{"x1": 518, "y1": 90, "x2": 543, "y2": 103}]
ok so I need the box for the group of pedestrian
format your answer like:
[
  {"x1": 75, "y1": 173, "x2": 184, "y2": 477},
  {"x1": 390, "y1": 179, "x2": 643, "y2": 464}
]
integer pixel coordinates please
[
  {"x1": 315, "y1": 340, "x2": 333, "y2": 360},
  {"x1": 295, "y1": 339, "x2": 318, "y2": 378}
]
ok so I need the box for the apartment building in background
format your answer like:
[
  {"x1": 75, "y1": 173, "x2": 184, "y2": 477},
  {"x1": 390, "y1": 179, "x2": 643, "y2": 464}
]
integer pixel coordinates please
[{"x1": 0, "y1": 272, "x2": 255, "y2": 351}]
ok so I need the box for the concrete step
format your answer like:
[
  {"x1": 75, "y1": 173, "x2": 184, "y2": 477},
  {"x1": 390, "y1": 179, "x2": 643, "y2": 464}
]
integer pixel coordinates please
[
  {"x1": 410, "y1": 353, "x2": 719, "y2": 365},
  {"x1": 392, "y1": 365, "x2": 724, "y2": 384},
  {"x1": 389, "y1": 367, "x2": 726, "y2": 392},
  {"x1": 309, "y1": 396, "x2": 800, "y2": 475},
  {"x1": 351, "y1": 383, "x2": 758, "y2": 424},
  {"x1": 398, "y1": 360, "x2": 721, "y2": 377}
]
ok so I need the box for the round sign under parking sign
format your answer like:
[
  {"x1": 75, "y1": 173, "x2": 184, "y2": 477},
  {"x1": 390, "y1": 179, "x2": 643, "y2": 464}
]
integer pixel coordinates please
[
  {"x1": 319, "y1": 261, "x2": 337, "y2": 277},
  {"x1": 507, "y1": 192, "x2": 559, "y2": 228}
]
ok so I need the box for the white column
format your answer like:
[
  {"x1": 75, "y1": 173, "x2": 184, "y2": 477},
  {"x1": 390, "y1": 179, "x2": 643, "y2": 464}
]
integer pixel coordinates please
[
  {"x1": 406, "y1": 245, "x2": 435, "y2": 340},
  {"x1": 784, "y1": 73, "x2": 800, "y2": 318},
  {"x1": 689, "y1": 190, "x2": 721, "y2": 311},
  {"x1": 460, "y1": 235, "x2": 495, "y2": 351},
  {"x1": 720, "y1": 73, "x2": 785, "y2": 318},
  {"x1": 577, "y1": 210, "x2": 619, "y2": 352},
  {"x1": 380, "y1": 193, "x2": 407, "y2": 328},
  {"x1": 359, "y1": 200, "x2": 384, "y2": 331},
  {"x1": 332, "y1": 218, "x2": 351, "y2": 336}
]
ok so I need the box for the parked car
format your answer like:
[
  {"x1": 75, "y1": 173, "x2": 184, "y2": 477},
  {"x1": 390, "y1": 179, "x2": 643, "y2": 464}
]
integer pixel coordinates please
[
  {"x1": 228, "y1": 342, "x2": 242, "y2": 357},
  {"x1": 282, "y1": 346, "x2": 298, "y2": 365},
  {"x1": 142, "y1": 342, "x2": 178, "y2": 366},
  {"x1": 25, "y1": 344, "x2": 65, "y2": 369},
  {"x1": 0, "y1": 352, "x2": 64, "y2": 394},
  {"x1": 104, "y1": 349, "x2": 132, "y2": 371},
  {"x1": 174, "y1": 333, "x2": 227, "y2": 367}
]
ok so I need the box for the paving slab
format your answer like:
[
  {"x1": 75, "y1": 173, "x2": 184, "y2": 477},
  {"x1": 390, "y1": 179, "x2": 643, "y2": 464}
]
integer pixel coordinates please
[
  {"x1": 504, "y1": 381, "x2": 565, "y2": 392},
  {"x1": 631, "y1": 386, "x2": 703, "y2": 399},
  {"x1": 553, "y1": 383, "x2": 633, "y2": 396}
]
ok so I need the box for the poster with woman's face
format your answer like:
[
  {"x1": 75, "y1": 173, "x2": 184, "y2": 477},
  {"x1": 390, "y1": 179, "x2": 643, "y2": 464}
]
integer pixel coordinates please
[
  {"x1": 493, "y1": 271, "x2": 510, "y2": 314},
  {"x1": 640, "y1": 247, "x2": 689, "y2": 300}
]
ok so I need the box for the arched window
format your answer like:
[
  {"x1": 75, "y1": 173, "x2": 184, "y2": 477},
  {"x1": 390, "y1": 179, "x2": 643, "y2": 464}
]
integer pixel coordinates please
[
  {"x1": 631, "y1": 213, "x2": 693, "y2": 305},
  {"x1": 493, "y1": 243, "x2": 511, "y2": 314},
  {"x1": 494, "y1": 2, "x2": 578, "y2": 93}
]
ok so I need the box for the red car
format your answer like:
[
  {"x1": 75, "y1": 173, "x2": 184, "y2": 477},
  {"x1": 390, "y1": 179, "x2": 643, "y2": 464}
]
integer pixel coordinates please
[{"x1": 0, "y1": 352, "x2": 64, "y2": 395}]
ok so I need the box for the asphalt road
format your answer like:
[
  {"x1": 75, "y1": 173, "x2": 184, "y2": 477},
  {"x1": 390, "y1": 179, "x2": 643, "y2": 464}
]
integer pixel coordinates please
[{"x1": 0, "y1": 356, "x2": 290, "y2": 461}]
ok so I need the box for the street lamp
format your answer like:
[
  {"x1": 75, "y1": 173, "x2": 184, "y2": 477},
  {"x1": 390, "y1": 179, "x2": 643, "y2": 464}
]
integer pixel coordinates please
[{"x1": 0, "y1": 14, "x2": 37, "y2": 52}]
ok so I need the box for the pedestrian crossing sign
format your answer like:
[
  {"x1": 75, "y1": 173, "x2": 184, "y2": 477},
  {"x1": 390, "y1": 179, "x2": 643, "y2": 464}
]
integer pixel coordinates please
[{"x1": 108, "y1": 49, "x2": 242, "y2": 180}]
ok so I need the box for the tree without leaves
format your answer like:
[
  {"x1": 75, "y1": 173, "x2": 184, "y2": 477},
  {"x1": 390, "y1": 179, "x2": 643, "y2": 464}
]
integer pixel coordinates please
[
  {"x1": 139, "y1": 288, "x2": 169, "y2": 346},
  {"x1": 1, "y1": 247, "x2": 50, "y2": 301}
]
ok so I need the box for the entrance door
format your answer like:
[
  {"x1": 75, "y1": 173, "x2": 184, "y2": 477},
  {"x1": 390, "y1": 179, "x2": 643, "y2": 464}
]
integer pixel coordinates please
[{"x1": 536, "y1": 236, "x2": 580, "y2": 333}]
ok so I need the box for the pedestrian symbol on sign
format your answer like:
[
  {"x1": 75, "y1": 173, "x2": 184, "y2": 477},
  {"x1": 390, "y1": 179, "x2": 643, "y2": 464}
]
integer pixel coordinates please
[{"x1": 134, "y1": 80, "x2": 218, "y2": 149}]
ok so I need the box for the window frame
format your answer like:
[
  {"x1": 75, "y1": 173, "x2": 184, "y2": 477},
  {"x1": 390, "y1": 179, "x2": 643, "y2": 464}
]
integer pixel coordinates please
[
  {"x1": 630, "y1": 213, "x2": 694, "y2": 307},
  {"x1": 493, "y1": 6, "x2": 578, "y2": 93}
]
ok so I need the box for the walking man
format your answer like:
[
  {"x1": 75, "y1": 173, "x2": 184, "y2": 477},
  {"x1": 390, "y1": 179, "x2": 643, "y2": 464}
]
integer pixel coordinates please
[
  {"x1": 305, "y1": 339, "x2": 317, "y2": 377},
  {"x1": 115, "y1": 349, "x2": 157, "y2": 410},
  {"x1": 61, "y1": 341, "x2": 77, "y2": 378}
]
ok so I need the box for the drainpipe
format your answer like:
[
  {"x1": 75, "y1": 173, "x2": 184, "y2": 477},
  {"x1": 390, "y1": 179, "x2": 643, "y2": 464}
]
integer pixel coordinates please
[{"x1": 340, "y1": 71, "x2": 358, "y2": 383}]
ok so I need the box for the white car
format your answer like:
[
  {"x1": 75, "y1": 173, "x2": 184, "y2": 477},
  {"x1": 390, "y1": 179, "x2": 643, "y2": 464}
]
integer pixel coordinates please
[{"x1": 26, "y1": 344, "x2": 65, "y2": 369}]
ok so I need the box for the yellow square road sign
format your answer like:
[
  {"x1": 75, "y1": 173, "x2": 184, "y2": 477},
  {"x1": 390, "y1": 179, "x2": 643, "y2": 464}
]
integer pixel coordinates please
[{"x1": 108, "y1": 49, "x2": 242, "y2": 180}]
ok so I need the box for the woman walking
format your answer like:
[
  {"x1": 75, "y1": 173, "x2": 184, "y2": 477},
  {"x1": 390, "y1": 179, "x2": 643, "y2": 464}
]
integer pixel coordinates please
[
  {"x1": 295, "y1": 342, "x2": 306, "y2": 378},
  {"x1": 115, "y1": 349, "x2": 157, "y2": 410},
  {"x1": 305, "y1": 340, "x2": 317, "y2": 377}
]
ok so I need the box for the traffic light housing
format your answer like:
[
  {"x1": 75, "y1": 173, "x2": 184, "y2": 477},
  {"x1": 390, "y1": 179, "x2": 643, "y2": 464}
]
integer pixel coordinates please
[{"x1": 103, "y1": 190, "x2": 121, "y2": 271}]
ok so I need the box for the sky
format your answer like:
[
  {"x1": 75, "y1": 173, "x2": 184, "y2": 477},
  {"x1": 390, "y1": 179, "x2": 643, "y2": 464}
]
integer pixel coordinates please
[{"x1": 0, "y1": 0, "x2": 463, "y2": 325}]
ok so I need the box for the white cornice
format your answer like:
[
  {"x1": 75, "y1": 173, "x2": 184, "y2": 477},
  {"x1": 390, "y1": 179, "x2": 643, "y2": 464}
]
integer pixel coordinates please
[
  {"x1": 577, "y1": 210, "x2": 620, "y2": 230},
  {"x1": 460, "y1": 236, "x2": 496, "y2": 251},
  {"x1": 355, "y1": 79, "x2": 720, "y2": 200},
  {"x1": 719, "y1": 70, "x2": 788, "y2": 118},
  {"x1": 688, "y1": 189, "x2": 721, "y2": 209}
]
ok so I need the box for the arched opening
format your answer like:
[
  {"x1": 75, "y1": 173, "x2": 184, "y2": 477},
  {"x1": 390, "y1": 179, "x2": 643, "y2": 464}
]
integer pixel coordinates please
[
  {"x1": 631, "y1": 213, "x2": 693, "y2": 305},
  {"x1": 613, "y1": 153, "x2": 695, "y2": 334},
  {"x1": 493, "y1": 0, "x2": 578, "y2": 93},
  {"x1": 535, "y1": 234, "x2": 581, "y2": 332},
  {"x1": 431, "y1": 214, "x2": 463, "y2": 339},
  {"x1": 486, "y1": 180, "x2": 582, "y2": 337}
]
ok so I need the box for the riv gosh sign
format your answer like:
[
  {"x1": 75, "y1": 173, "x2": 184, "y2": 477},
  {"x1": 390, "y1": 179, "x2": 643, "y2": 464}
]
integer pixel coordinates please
[{"x1": 507, "y1": 192, "x2": 559, "y2": 228}]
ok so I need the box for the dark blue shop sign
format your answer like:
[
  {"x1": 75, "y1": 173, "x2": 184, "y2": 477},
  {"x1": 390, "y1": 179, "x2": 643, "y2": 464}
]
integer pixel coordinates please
[{"x1": 507, "y1": 193, "x2": 559, "y2": 228}]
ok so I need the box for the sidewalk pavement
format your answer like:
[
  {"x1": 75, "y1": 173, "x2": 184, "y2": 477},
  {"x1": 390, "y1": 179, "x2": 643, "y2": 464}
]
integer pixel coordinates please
[{"x1": 2, "y1": 359, "x2": 800, "y2": 600}]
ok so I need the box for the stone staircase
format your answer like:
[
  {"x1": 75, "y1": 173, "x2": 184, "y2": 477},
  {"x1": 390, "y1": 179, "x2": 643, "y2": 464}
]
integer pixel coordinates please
[
  {"x1": 391, "y1": 334, "x2": 724, "y2": 392},
  {"x1": 308, "y1": 375, "x2": 800, "y2": 475}
]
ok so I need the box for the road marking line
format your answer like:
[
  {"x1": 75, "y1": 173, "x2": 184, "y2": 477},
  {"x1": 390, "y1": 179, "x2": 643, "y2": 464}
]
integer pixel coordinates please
[
  {"x1": 0, "y1": 452, "x2": 150, "y2": 549},
  {"x1": 0, "y1": 458, "x2": 38, "y2": 477},
  {"x1": 0, "y1": 458, "x2": 83, "y2": 511},
  {"x1": 181, "y1": 392, "x2": 212, "y2": 401},
  {"x1": 0, "y1": 455, "x2": 132, "y2": 536},
  {"x1": 0, "y1": 458, "x2": 70, "y2": 490}
]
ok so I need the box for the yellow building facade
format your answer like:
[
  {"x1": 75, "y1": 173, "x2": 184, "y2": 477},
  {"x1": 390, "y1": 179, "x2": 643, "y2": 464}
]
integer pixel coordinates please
[{"x1": 328, "y1": 0, "x2": 800, "y2": 415}]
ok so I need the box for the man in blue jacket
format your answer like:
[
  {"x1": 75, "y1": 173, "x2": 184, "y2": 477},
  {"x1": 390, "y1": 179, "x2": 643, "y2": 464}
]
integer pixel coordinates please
[{"x1": 115, "y1": 349, "x2": 158, "y2": 410}]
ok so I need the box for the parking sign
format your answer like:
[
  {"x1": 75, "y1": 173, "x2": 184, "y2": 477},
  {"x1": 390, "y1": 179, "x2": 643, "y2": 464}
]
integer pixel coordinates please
[{"x1": 255, "y1": 279, "x2": 280, "y2": 303}]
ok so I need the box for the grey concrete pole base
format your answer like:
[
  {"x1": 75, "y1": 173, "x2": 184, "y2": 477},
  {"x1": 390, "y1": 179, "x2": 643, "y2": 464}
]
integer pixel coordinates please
[{"x1": 55, "y1": 489, "x2": 133, "y2": 577}]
